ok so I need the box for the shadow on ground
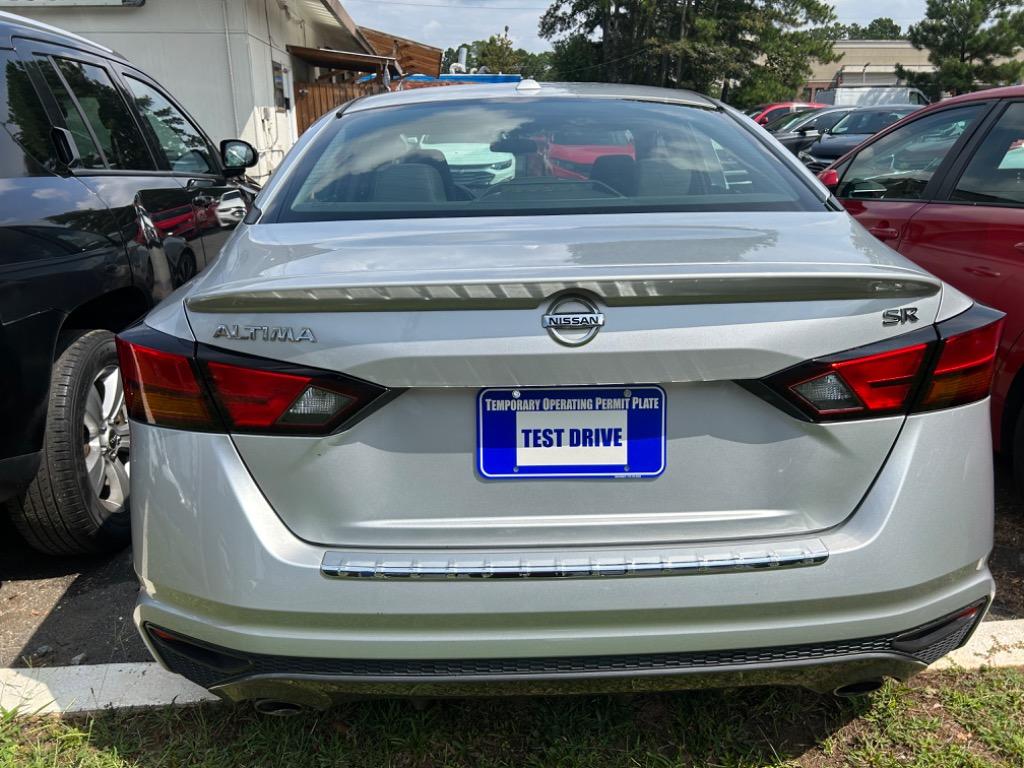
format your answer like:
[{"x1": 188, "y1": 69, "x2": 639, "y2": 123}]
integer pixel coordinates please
[
  {"x1": 78, "y1": 686, "x2": 874, "y2": 768},
  {"x1": 0, "y1": 515, "x2": 147, "y2": 667}
]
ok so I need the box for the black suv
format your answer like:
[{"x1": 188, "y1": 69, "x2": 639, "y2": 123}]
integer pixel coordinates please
[{"x1": 0, "y1": 12, "x2": 258, "y2": 555}]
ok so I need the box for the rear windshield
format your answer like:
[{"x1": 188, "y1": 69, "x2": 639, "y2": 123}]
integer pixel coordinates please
[
  {"x1": 271, "y1": 97, "x2": 822, "y2": 221},
  {"x1": 830, "y1": 109, "x2": 914, "y2": 136}
]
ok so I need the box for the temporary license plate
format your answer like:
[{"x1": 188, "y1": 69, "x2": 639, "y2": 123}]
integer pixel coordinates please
[{"x1": 477, "y1": 386, "x2": 666, "y2": 479}]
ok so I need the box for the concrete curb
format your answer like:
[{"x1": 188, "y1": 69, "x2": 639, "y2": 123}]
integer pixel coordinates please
[
  {"x1": 930, "y1": 618, "x2": 1024, "y2": 671},
  {"x1": 0, "y1": 662, "x2": 216, "y2": 715},
  {"x1": 3, "y1": 620, "x2": 1023, "y2": 716}
]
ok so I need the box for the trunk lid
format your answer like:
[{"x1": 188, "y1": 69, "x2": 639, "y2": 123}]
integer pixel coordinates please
[{"x1": 184, "y1": 212, "x2": 942, "y2": 549}]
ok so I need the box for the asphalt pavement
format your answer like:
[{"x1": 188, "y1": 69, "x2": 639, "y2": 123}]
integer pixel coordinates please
[{"x1": 2, "y1": 463, "x2": 1023, "y2": 668}]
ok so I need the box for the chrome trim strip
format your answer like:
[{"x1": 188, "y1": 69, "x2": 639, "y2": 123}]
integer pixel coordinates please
[
  {"x1": 186, "y1": 275, "x2": 938, "y2": 313},
  {"x1": 320, "y1": 544, "x2": 828, "y2": 580}
]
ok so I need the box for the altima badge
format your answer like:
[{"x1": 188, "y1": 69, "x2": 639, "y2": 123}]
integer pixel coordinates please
[
  {"x1": 542, "y1": 295, "x2": 605, "y2": 346},
  {"x1": 213, "y1": 324, "x2": 317, "y2": 342}
]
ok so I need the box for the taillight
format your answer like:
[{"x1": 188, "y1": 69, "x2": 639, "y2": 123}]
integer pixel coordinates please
[
  {"x1": 755, "y1": 304, "x2": 1003, "y2": 422},
  {"x1": 116, "y1": 333, "x2": 219, "y2": 431},
  {"x1": 918, "y1": 314, "x2": 1002, "y2": 411},
  {"x1": 202, "y1": 359, "x2": 371, "y2": 434},
  {"x1": 116, "y1": 326, "x2": 394, "y2": 435}
]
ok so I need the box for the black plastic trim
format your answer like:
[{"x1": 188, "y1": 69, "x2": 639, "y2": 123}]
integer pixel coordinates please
[{"x1": 144, "y1": 602, "x2": 985, "y2": 692}]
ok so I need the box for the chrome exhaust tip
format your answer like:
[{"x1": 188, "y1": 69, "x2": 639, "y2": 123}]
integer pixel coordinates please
[
  {"x1": 253, "y1": 699, "x2": 308, "y2": 717},
  {"x1": 833, "y1": 679, "x2": 885, "y2": 698}
]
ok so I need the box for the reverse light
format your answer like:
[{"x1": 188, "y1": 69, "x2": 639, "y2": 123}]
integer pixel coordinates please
[
  {"x1": 757, "y1": 304, "x2": 1003, "y2": 422},
  {"x1": 115, "y1": 326, "x2": 393, "y2": 435},
  {"x1": 203, "y1": 360, "x2": 359, "y2": 433}
]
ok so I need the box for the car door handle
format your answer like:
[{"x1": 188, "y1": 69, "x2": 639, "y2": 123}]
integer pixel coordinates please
[
  {"x1": 869, "y1": 226, "x2": 900, "y2": 241},
  {"x1": 1015, "y1": 242, "x2": 1024, "y2": 253},
  {"x1": 965, "y1": 266, "x2": 999, "y2": 278}
]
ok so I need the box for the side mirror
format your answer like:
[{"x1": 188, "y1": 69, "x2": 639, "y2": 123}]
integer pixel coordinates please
[
  {"x1": 817, "y1": 168, "x2": 840, "y2": 193},
  {"x1": 221, "y1": 139, "x2": 259, "y2": 176},
  {"x1": 798, "y1": 127, "x2": 818, "y2": 137}
]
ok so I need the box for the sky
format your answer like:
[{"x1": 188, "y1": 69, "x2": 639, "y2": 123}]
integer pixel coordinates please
[{"x1": 345, "y1": 0, "x2": 930, "y2": 54}]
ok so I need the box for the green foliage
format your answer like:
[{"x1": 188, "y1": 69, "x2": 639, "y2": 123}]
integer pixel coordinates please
[
  {"x1": 442, "y1": 29, "x2": 554, "y2": 79},
  {"x1": 897, "y1": 0, "x2": 1024, "y2": 98},
  {"x1": 841, "y1": 17, "x2": 904, "y2": 40},
  {"x1": 538, "y1": 0, "x2": 841, "y2": 107}
]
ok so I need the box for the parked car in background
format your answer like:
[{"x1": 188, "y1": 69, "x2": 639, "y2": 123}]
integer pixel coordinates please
[
  {"x1": 746, "y1": 100, "x2": 827, "y2": 126},
  {"x1": 762, "y1": 109, "x2": 820, "y2": 133},
  {"x1": 815, "y1": 85, "x2": 930, "y2": 107},
  {"x1": 545, "y1": 128, "x2": 635, "y2": 180},
  {"x1": 799, "y1": 105, "x2": 922, "y2": 172},
  {"x1": 770, "y1": 106, "x2": 858, "y2": 156},
  {"x1": 0, "y1": 11, "x2": 258, "y2": 555},
  {"x1": 818, "y1": 85, "x2": 1024, "y2": 486},
  {"x1": 124, "y1": 81, "x2": 997, "y2": 709}
]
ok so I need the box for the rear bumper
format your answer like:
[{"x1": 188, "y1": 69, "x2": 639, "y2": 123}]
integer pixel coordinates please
[
  {"x1": 132, "y1": 398, "x2": 995, "y2": 696},
  {"x1": 141, "y1": 603, "x2": 983, "y2": 704}
]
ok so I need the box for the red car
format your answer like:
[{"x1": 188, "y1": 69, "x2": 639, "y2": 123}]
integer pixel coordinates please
[
  {"x1": 818, "y1": 85, "x2": 1024, "y2": 481},
  {"x1": 746, "y1": 101, "x2": 827, "y2": 126},
  {"x1": 545, "y1": 128, "x2": 635, "y2": 180}
]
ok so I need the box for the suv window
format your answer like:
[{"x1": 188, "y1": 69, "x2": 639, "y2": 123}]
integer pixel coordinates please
[
  {"x1": 837, "y1": 105, "x2": 983, "y2": 201},
  {"x1": 951, "y1": 102, "x2": 1024, "y2": 206},
  {"x1": 273, "y1": 98, "x2": 823, "y2": 222},
  {"x1": 38, "y1": 57, "x2": 152, "y2": 170},
  {"x1": 1, "y1": 51, "x2": 59, "y2": 173},
  {"x1": 124, "y1": 76, "x2": 214, "y2": 174}
]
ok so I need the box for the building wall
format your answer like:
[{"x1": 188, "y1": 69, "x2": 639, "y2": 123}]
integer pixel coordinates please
[
  {"x1": 808, "y1": 40, "x2": 932, "y2": 84},
  {"x1": 5, "y1": 0, "x2": 356, "y2": 180}
]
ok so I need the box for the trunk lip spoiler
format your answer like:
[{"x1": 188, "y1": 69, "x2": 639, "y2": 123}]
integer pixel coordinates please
[{"x1": 186, "y1": 270, "x2": 940, "y2": 314}]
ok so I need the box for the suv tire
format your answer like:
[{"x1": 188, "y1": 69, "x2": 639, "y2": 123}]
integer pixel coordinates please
[{"x1": 6, "y1": 330, "x2": 131, "y2": 555}]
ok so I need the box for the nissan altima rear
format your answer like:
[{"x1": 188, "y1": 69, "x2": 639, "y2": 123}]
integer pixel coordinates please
[{"x1": 121, "y1": 82, "x2": 999, "y2": 708}]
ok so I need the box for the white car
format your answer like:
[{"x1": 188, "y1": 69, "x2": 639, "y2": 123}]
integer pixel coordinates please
[{"x1": 122, "y1": 82, "x2": 999, "y2": 713}]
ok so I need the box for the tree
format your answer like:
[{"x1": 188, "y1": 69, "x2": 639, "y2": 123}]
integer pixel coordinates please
[
  {"x1": 898, "y1": 0, "x2": 1024, "y2": 99},
  {"x1": 442, "y1": 29, "x2": 554, "y2": 78},
  {"x1": 841, "y1": 17, "x2": 904, "y2": 40},
  {"x1": 539, "y1": 0, "x2": 841, "y2": 107}
]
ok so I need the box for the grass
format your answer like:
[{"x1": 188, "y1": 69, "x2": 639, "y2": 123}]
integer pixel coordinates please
[{"x1": 2, "y1": 667, "x2": 1023, "y2": 767}]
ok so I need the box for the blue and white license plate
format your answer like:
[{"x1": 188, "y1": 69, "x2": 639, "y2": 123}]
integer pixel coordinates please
[{"x1": 477, "y1": 386, "x2": 666, "y2": 479}]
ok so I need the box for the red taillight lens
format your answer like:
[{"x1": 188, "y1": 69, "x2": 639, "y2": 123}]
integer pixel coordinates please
[
  {"x1": 203, "y1": 361, "x2": 357, "y2": 432},
  {"x1": 116, "y1": 326, "x2": 393, "y2": 435},
  {"x1": 115, "y1": 336, "x2": 219, "y2": 430},
  {"x1": 758, "y1": 304, "x2": 1004, "y2": 422},
  {"x1": 918, "y1": 316, "x2": 1003, "y2": 411},
  {"x1": 792, "y1": 343, "x2": 930, "y2": 416}
]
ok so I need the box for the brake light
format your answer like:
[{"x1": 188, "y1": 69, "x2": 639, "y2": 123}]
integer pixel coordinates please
[
  {"x1": 116, "y1": 326, "x2": 394, "y2": 435},
  {"x1": 115, "y1": 336, "x2": 219, "y2": 431},
  {"x1": 757, "y1": 304, "x2": 1003, "y2": 422},
  {"x1": 203, "y1": 361, "x2": 358, "y2": 433},
  {"x1": 918, "y1": 318, "x2": 1002, "y2": 411}
]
